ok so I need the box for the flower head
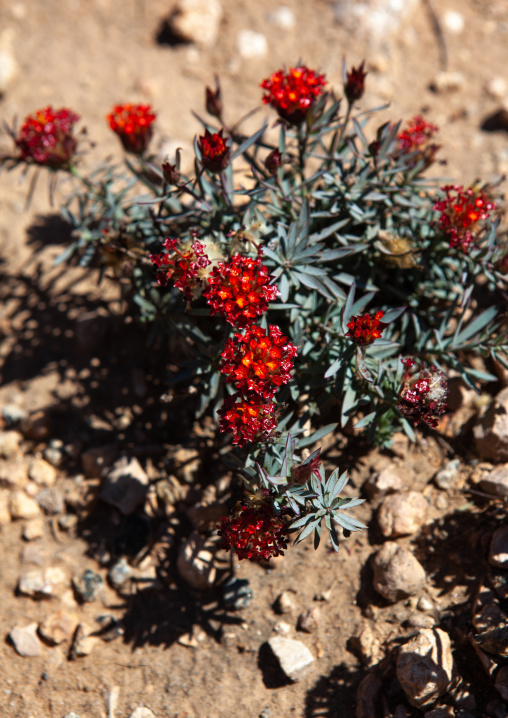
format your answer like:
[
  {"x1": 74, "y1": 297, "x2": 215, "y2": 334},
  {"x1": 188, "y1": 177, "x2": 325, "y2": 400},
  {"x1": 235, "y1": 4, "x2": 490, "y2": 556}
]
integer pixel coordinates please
[
  {"x1": 220, "y1": 324, "x2": 298, "y2": 399},
  {"x1": 344, "y1": 61, "x2": 367, "y2": 103},
  {"x1": 107, "y1": 103, "x2": 156, "y2": 154},
  {"x1": 260, "y1": 65, "x2": 326, "y2": 125},
  {"x1": 346, "y1": 311, "x2": 387, "y2": 346},
  {"x1": 434, "y1": 184, "x2": 496, "y2": 252},
  {"x1": 218, "y1": 501, "x2": 288, "y2": 561},
  {"x1": 219, "y1": 392, "x2": 278, "y2": 447},
  {"x1": 398, "y1": 115, "x2": 439, "y2": 168},
  {"x1": 198, "y1": 128, "x2": 230, "y2": 173},
  {"x1": 398, "y1": 359, "x2": 448, "y2": 428},
  {"x1": 203, "y1": 253, "x2": 279, "y2": 328},
  {"x1": 149, "y1": 237, "x2": 211, "y2": 300},
  {"x1": 15, "y1": 106, "x2": 80, "y2": 168},
  {"x1": 265, "y1": 148, "x2": 282, "y2": 176}
]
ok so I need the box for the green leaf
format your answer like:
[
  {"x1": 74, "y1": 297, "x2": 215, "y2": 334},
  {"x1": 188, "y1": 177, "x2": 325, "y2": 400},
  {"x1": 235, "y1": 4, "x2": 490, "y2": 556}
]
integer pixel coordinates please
[{"x1": 298, "y1": 423, "x2": 338, "y2": 448}]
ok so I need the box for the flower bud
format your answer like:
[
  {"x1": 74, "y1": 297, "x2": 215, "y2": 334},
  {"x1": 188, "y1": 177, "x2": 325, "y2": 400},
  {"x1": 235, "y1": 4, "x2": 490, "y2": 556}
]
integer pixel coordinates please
[
  {"x1": 344, "y1": 61, "x2": 367, "y2": 103},
  {"x1": 161, "y1": 160, "x2": 180, "y2": 185},
  {"x1": 265, "y1": 149, "x2": 282, "y2": 176},
  {"x1": 206, "y1": 77, "x2": 223, "y2": 120}
]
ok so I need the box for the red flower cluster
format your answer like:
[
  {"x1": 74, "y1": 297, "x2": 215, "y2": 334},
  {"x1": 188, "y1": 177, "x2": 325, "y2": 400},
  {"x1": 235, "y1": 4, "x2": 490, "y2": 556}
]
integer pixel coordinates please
[
  {"x1": 398, "y1": 359, "x2": 448, "y2": 428},
  {"x1": 217, "y1": 502, "x2": 288, "y2": 561},
  {"x1": 434, "y1": 184, "x2": 496, "y2": 252},
  {"x1": 15, "y1": 106, "x2": 80, "y2": 168},
  {"x1": 149, "y1": 238, "x2": 211, "y2": 300},
  {"x1": 203, "y1": 254, "x2": 280, "y2": 328},
  {"x1": 198, "y1": 129, "x2": 230, "y2": 173},
  {"x1": 260, "y1": 65, "x2": 326, "y2": 125},
  {"x1": 218, "y1": 393, "x2": 278, "y2": 447},
  {"x1": 398, "y1": 115, "x2": 440, "y2": 168},
  {"x1": 346, "y1": 311, "x2": 387, "y2": 346},
  {"x1": 107, "y1": 103, "x2": 156, "y2": 154},
  {"x1": 344, "y1": 61, "x2": 367, "y2": 103},
  {"x1": 220, "y1": 324, "x2": 297, "y2": 399}
]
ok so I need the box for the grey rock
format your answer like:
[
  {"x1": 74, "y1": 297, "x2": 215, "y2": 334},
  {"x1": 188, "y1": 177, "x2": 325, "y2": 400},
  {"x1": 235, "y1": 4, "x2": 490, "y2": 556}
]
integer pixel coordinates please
[
  {"x1": 108, "y1": 558, "x2": 134, "y2": 591},
  {"x1": 100, "y1": 456, "x2": 149, "y2": 515},
  {"x1": 377, "y1": 491, "x2": 428, "y2": 537},
  {"x1": 177, "y1": 531, "x2": 216, "y2": 589},
  {"x1": 397, "y1": 628, "x2": 455, "y2": 708},
  {"x1": 274, "y1": 590, "x2": 297, "y2": 614},
  {"x1": 72, "y1": 569, "x2": 105, "y2": 602},
  {"x1": 364, "y1": 466, "x2": 404, "y2": 498},
  {"x1": 372, "y1": 542, "x2": 426, "y2": 602},
  {"x1": 222, "y1": 577, "x2": 253, "y2": 610},
  {"x1": 266, "y1": 637, "x2": 314, "y2": 681},
  {"x1": 168, "y1": 0, "x2": 223, "y2": 48},
  {"x1": 479, "y1": 464, "x2": 508, "y2": 499},
  {"x1": 474, "y1": 388, "x2": 508, "y2": 462},
  {"x1": 297, "y1": 607, "x2": 320, "y2": 633},
  {"x1": 490, "y1": 527, "x2": 508, "y2": 568},
  {"x1": 18, "y1": 567, "x2": 67, "y2": 598},
  {"x1": 9, "y1": 622, "x2": 42, "y2": 657},
  {"x1": 434, "y1": 459, "x2": 460, "y2": 490},
  {"x1": 36, "y1": 487, "x2": 64, "y2": 515}
]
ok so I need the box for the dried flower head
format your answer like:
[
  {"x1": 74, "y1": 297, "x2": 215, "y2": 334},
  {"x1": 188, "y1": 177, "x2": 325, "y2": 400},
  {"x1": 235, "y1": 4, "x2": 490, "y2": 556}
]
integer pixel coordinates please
[
  {"x1": 107, "y1": 103, "x2": 156, "y2": 155},
  {"x1": 203, "y1": 253, "x2": 280, "y2": 328},
  {"x1": 198, "y1": 128, "x2": 231, "y2": 173},
  {"x1": 265, "y1": 148, "x2": 282, "y2": 176},
  {"x1": 398, "y1": 115, "x2": 440, "y2": 168},
  {"x1": 219, "y1": 392, "x2": 278, "y2": 447},
  {"x1": 434, "y1": 184, "x2": 496, "y2": 252},
  {"x1": 217, "y1": 501, "x2": 288, "y2": 561},
  {"x1": 344, "y1": 61, "x2": 367, "y2": 103},
  {"x1": 149, "y1": 237, "x2": 211, "y2": 300},
  {"x1": 220, "y1": 324, "x2": 298, "y2": 399},
  {"x1": 260, "y1": 65, "x2": 326, "y2": 125},
  {"x1": 398, "y1": 359, "x2": 448, "y2": 428},
  {"x1": 346, "y1": 311, "x2": 387, "y2": 346},
  {"x1": 15, "y1": 106, "x2": 80, "y2": 168}
]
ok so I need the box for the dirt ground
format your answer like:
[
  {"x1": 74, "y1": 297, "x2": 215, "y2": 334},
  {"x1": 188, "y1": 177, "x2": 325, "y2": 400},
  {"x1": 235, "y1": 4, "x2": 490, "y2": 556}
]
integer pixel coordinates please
[{"x1": 1, "y1": 0, "x2": 508, "y2": 717}]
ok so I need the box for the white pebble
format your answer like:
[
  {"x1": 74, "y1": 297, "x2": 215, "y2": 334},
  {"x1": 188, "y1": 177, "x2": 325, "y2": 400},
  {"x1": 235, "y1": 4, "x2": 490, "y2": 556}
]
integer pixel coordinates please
[
  {"x1": 267, "y1": 6, "x2": 296, "y2": 30},
  {"x1": 237, "y1": 30, "x2": 268, "y2": 60},
  {"x1": 443, "y1": 11, "x2": 465, "y2": 35},
  {"x1": 486, "y1": 76, "x2": 507, "y2": 100}
]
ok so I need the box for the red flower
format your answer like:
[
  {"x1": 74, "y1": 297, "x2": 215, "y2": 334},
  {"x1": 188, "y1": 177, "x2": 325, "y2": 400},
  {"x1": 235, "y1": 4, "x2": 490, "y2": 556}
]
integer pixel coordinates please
[
  {"x1": 107, "y1": 103, "x2": 156, "y2": 154},
  {"x1": 203, "y1": 253, "x2": 279, "y2": 328},
  {"x1": 219, "y1": 393, "x2": 278, "y2": 447},
  {"x1": 220, "y1": 324, "x2": 297, "y2": 399},
  {"x1": 398, "y1": 360, "x2": 448, "y2": 429},
  {"x1": 260, "y1": 65, "x2": 326, "y2": 125},
  {"x1": 198, "y1": 128, "x2": 230, "y2": 173},
  {"x1": 344, "y1": 61, "x2": 367, "y2": 103},
  {"x1": 149, "y1": 237, "x2": 211, "y2": 300},
  {"x1": 218, "y1": 502, "x2": 288, "y2": 561},
  {"x1": 346, "y1": 311, "x2": 387, "y2": 346},
  {"x1": 398, "y1": 115, "x2": 440, "y2": 168},
  {"x1": 15, "y1": 106, "x2": 80, "y2": 168},
  {"x1": 434, "y1": 184, "x2": 495, "y2": 252}
]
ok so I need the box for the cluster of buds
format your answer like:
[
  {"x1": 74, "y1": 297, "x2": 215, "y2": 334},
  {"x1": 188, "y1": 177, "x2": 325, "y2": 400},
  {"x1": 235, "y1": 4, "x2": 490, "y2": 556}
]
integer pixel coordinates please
[
  {"x1": 260, "y1": 65, "x2": 326, "y2": 125},
  {"x1": 434, "y1": 184, "x2": 496, "y2": 252},
  {"x1": 346, "y1": 311, "x2": 387, "y2": 346},
  {"x1": 107, "y1": 103, "x2": 156, "y2": 155},
  {"x1": 398, "y1": 115, "x2": 440, "y2": 168},
  {"x1": 149, "y1": 237, "x2": 211, "y2": 300},
  {"x1": 15, "y1": 106, "x2": 80, "y2": 169},
  {"x1": 217, "y1": 499, "x2": 288, "y2": 561},
  {"x1": 398, "y1": 358, "x2": 448, "y2": 428}
]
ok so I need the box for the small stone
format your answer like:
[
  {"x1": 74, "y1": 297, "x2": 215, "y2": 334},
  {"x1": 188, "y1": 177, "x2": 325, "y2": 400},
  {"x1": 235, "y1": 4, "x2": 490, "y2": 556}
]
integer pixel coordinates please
[
  {"x1": 38, "y1": 610, "x2": 79, "y2": 645},
  {"x1": 129, "y1": 709, "x2": 155, "y2": 718},
  {"x1": 486, "y1": 77, "x2": 507, "y2": 100},
  {"x1": 0, "y1": 457, "x2": 28, "y2": 487},
  {"x1": 18, "y1": 567, "x2": 67, "y2": 598},
  {"x1": 273, "y1": 620, "x2": 291, "y2": 635},
  {"x1": 266, "y1": 637, "x2": 314, "y2": 681},
  {"x1": 0, "y1": 430, "x2": 22, "y2": 458},
  {"x1": 417, "y1": 596, "x2": 434, "y2": 612},
  {"x1": 177, "y1": 531, "x2": 216, "y2": 589},
  {"x1": 237, "y1": 30, "x2": 268, "y2": 59},
  {"x1": 72, "y1": 569, "x2": 105, "y2": 603},
  {"x1": 0, "y1": 488, "x2": 10, "y2": 525},
  {"x1": 479, "y1": 464, "x2": 508, "y2": 499},
  {"x1": 22, "y1": 517, "x2": 45, "y2": 540},
  {"x1": 408, "y1": 613, "x2": 436, "y2": 629},
  {"x1": 364, "y1": 466, "x2": 404, "y2": 498},
  {"x1": 377, "y1": 491, "x2": 428, "y2": 538},
  {"x1": 81, "y1": 444, "x2": 118, "y2": 478},
  {"x1": 168, "y1": 0, "x2": 223, "y2": 48},
  {"x1": 63, "y1": 713, "x2": 81, "y2": 718},
  {"x1": 100, "y1": 456, "x2": 149, "y2": 515},
  {"x1": 35, "y1": 487, "x2": 64, "y2": 515},
  {"x1": 29, "y1": 458, "x2": 57, "y2": 487},
  {"x1": 9, "y1": 490, "x2": 41, "y2": 519},
  {"x1": 20, "y1": 409, "x2": 53, "y2": 441},
  {"x1": 57, "y1": 513, "x2": 78, "y2": 532},
  {"x1": 9, "y1": 622, "x2": 42, "y2": 657},
  {"x1": 267, "y1": 6, "x2": 296, "y2": 29},
  {"x1": 435, "y1": 494, "x2": 449, "y2": 511},
  {"x1": 274, "y1": 590, "x2": 297, "y2": 614},
  {"x1": 443, "y1": 10, "x2": 465, "y2": 34},
  {"x1": 431, "y1": 71, "x2": 466, "y2": 93},
  {"x1": 1, "y1": 401, "x2": 26, "y2": 425},
  {"x1": 434, "y1": 459, "x2": 460, "y2": 490},
  {"x1": 20, "y1": 542, "x2": 46, "y2": 565},
  {"x1": 495, "y1": 666, "x2": 508, "y2": 700},
  {"x1": 372, "y1": 542, "x2": 426, "y2": 603},
  {"x1": 397, "y1": 628, "x2": 455, "y2": 708},
  {"x1": 108, "y1": 558, "x2": 134, "y2": 591},
  {"x1": 474, "y1": 388, "x2": 508, "y2": 462},
  {"x1": 356, "y1": 674, "x2": 383, "y2": 718},
  {"x1": 222, "y1": 577, "x2": 253, "y2": 610},
  {"x1": 424, "y1": 707, "x2": 455, "y2": 718},
  {"x1": 297, "y1": 606, "x2": 320, "y2": 633},
  {"x1": 472, "y1": 603, "x2": 508, "y2": 657},
  {"x1": 43, "y1": 439, "x2": 64, "y2": 467},
  {"x1": 69, "y1": 623, "x2": 99, "y2": 658},
  {"x1": 349, "y1": 623, "x2": 384, "y2": 667},
  {"x1": 489, "y1": 527, "x2": 508, "y2": 568}
]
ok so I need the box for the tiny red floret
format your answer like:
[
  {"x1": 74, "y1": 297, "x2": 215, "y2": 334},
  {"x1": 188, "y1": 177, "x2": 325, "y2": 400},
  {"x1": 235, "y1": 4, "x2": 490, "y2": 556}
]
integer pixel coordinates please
[
  {"x1": 398, "y1": 359, "x2": 448, "y2": 429},
  {"x1": 346, "y1": 311, "x2": 387, "y2": 346},
  {"x1": 260, "y1": 65, "x2": 326, "y2": 125},
  {"x1": 15, "y1": 106, "x2": 80, "y2": 168},
  {"x1": 219, "y1": 392, "x2": 278, "y2": 447},
  {"x1": 217, "y1": 502, "x2": 288, "y2": 561},
  {"x1": 398, "y1": 115, "x2": 440, "y2": 168},
  {"x1": 434, "y1": 184, "x2": 496, "y2": 252},
  {"x1": 107, "y1": 103, "x2": 156, "y2": 154},
  {"x1": 220, "y1": 324, "x2": 297, "y2": 399},
  {"x1": 149, "y1": 237, "x2": 211, "y2": 300},
  {"x1": 344, "y1": 61, "x2": 367, "y2": 103},
  {"x1": 198, "y1": 128, "x2": 231, "y2": 173},
  {"x1": 203, "y1": 253, "x2": 279, "y2": 328}
]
